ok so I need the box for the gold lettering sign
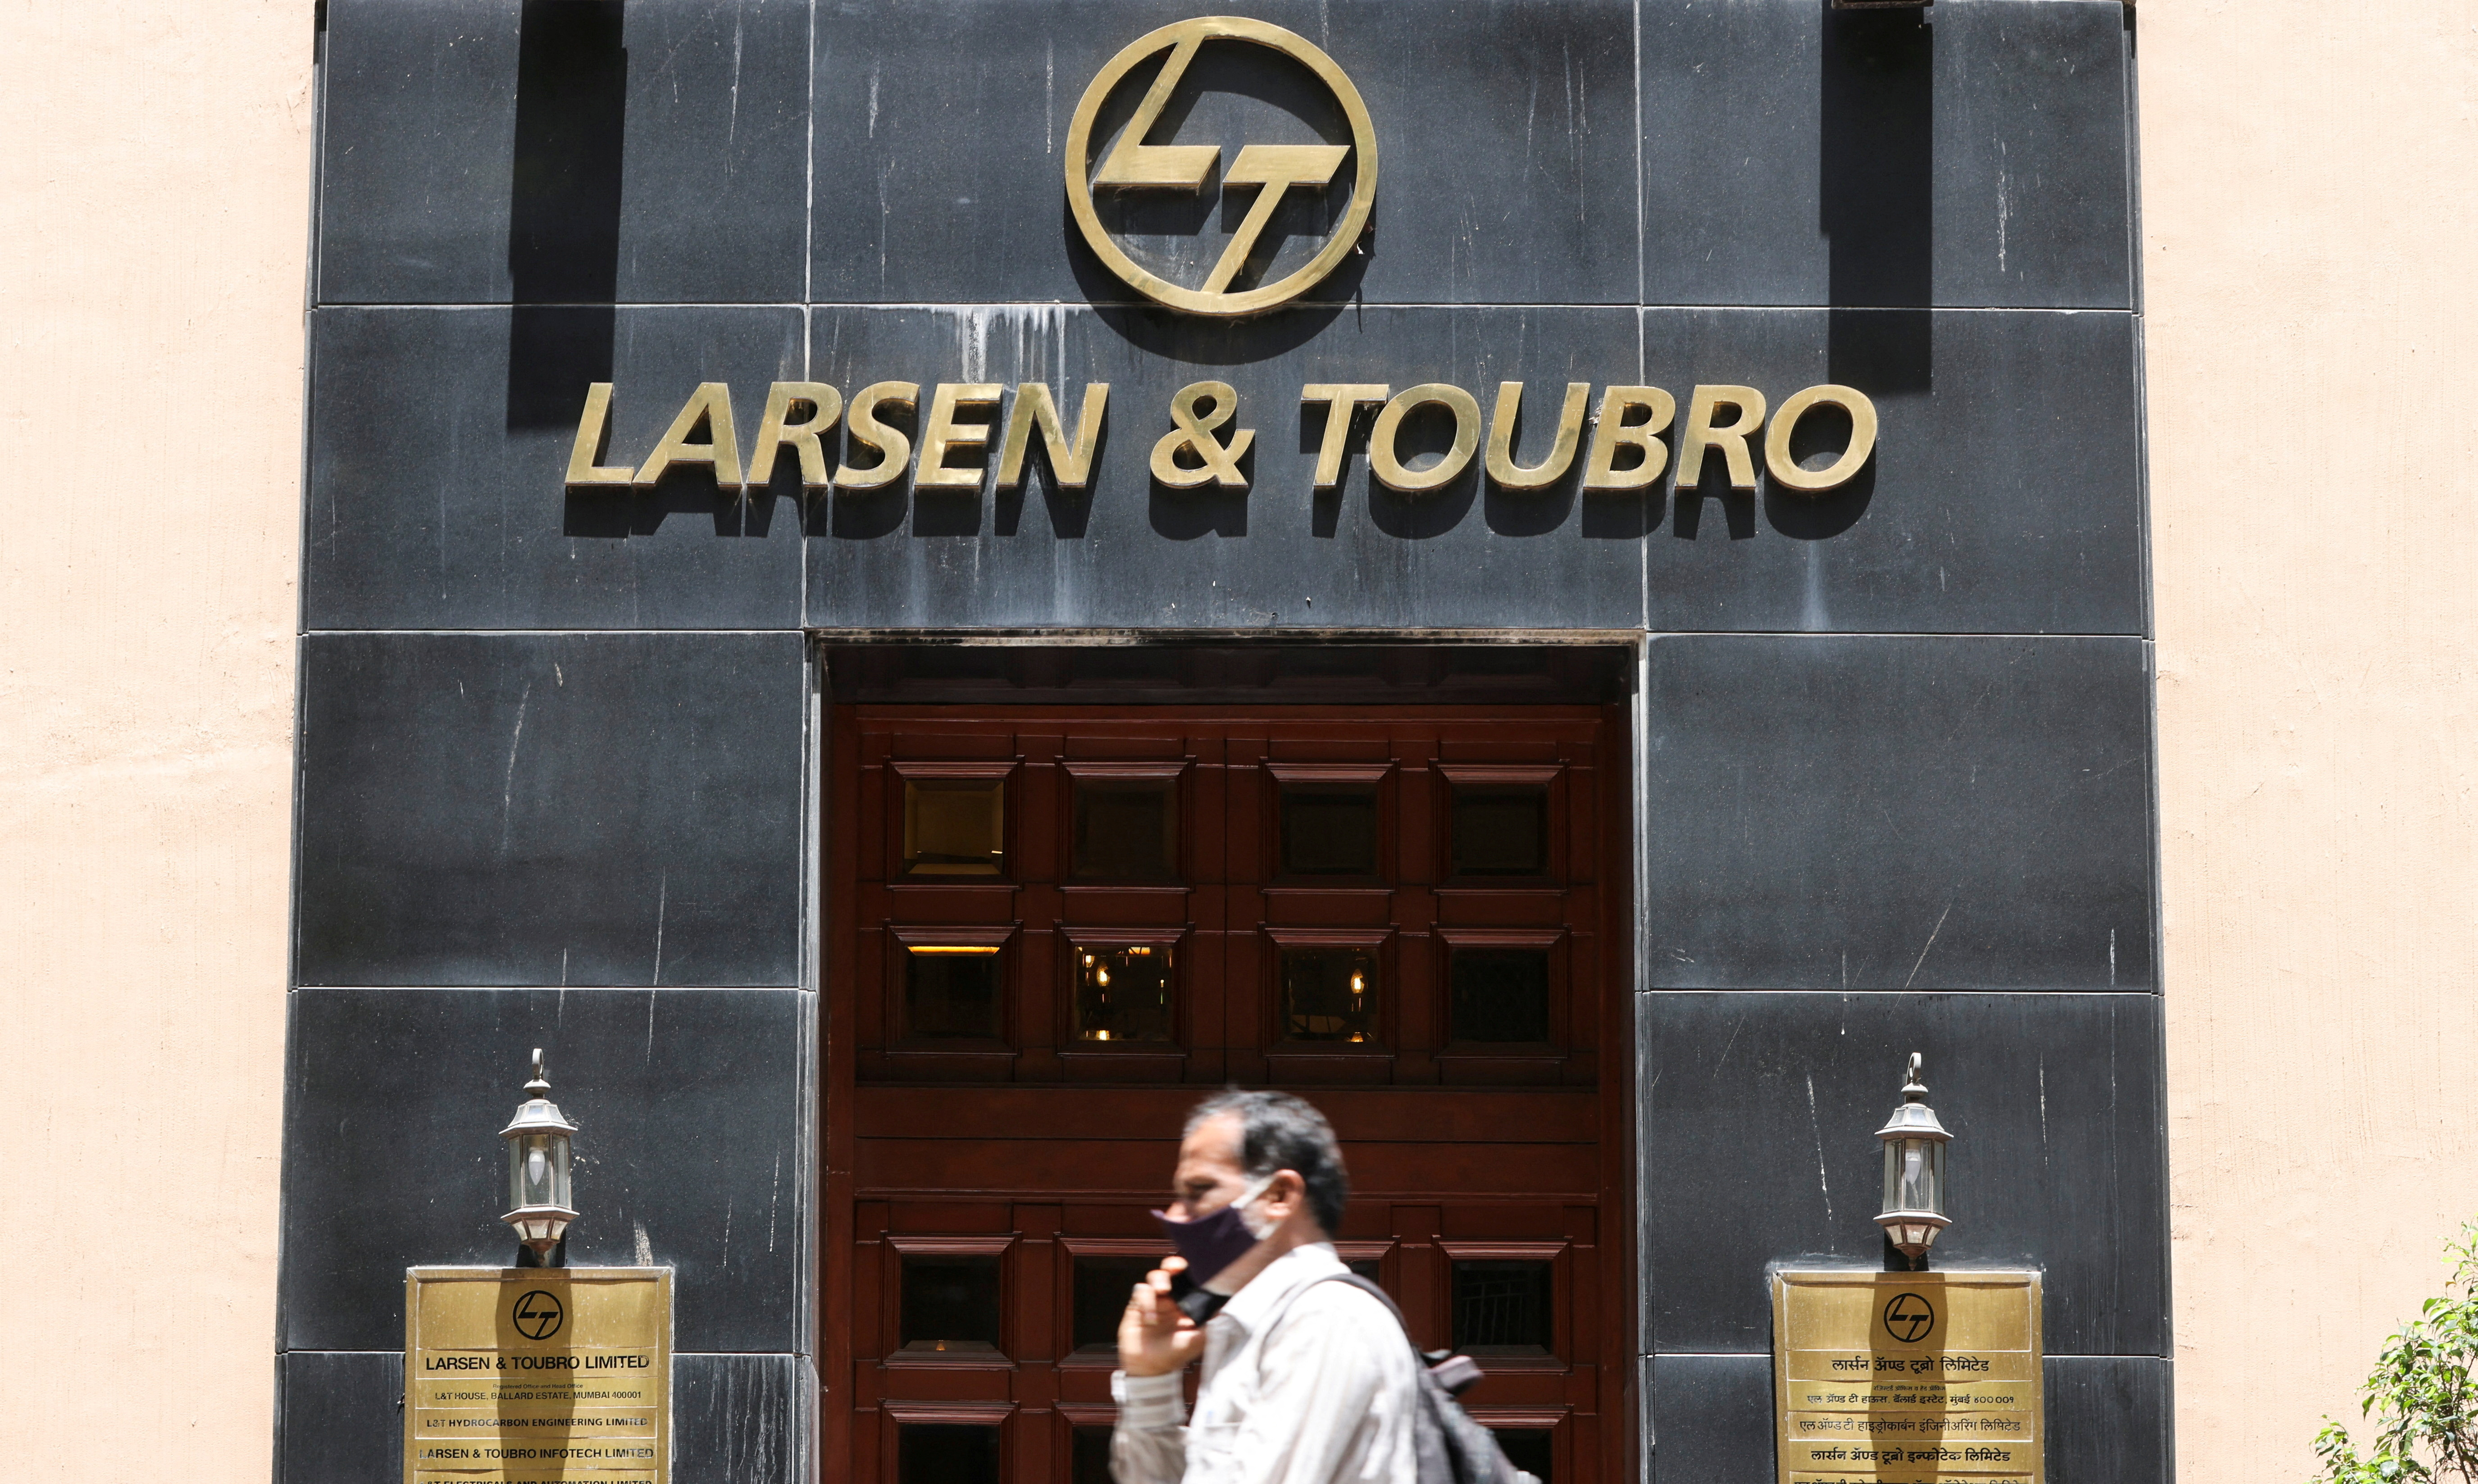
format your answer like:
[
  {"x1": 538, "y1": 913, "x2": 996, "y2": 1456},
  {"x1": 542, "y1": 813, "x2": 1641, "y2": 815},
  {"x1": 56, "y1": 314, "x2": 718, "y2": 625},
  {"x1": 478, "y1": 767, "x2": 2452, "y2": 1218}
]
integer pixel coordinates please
[
  {"x1": 568, "y1": 380, "x2": 1879, "y2": 499},
  {"x1": 1065, "y1": 17, "x2": 1378, "y2": 317},
  {"x1": 1771, "y1": 1270, "x2": 2043, "y2": 1484},
  {"x1": 405, "y1": 1267, "x2": 672, "y2": 1484}
]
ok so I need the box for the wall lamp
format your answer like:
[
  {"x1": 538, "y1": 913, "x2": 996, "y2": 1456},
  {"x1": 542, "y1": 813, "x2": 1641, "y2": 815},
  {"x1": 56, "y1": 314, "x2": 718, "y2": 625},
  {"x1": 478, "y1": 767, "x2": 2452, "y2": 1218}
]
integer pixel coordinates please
[
  {"x1": 1874, "y1": 1052, "x2": 1953, "y2": 1267},
  {"x1": 501, "y1": 1047, "x2": 579, "y2": 1258}
]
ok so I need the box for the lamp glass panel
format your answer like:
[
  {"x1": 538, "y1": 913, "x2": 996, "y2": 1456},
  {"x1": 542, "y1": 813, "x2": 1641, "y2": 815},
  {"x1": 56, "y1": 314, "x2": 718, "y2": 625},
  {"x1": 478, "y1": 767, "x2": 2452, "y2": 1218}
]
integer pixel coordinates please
[
  {"x1": 898, "y1": 1253, "x2": 1002, "y2": 1353},
  {"x1": 510, "y1": 1132, "x2": 569, "y2": 1210},
  {"x1": 1883, "y1": 1136, "x2": 1943, "y2": 1215},
  {"x1": 1072, "y1": 944, "x2": 1176, "y2": 1043},
  {"x1": 903, "y1": 777, "x2": 1006, "y2": 876},
  {"x1": 904, "y1": 946, "x2": 1002, "y2": 1039},
  {"x1": 1448, "y1": 947, "x2": 1552, "y2": 1043},
  {"x1": 1451, "y1": 785, "x2": 1549, "y2": 876},
  {"x1": 1281, "y1": 946, "x2": 1380, "y2": 1042},
  {"x1": 1072, "y1": 778, "x2": 1179, "y2": 881},
  {"x1": 1280, "y1": 783, "x2": 1379, "y2": 876}
]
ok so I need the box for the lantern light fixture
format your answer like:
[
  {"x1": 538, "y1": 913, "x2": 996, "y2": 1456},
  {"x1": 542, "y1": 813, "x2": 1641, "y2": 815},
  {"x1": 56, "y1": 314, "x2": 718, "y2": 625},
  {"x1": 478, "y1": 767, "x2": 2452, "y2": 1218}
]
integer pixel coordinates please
[
  {"x1": 1873, "y1": 1052, "x2": 1952, "y2": 1267},
  {"x1": 500, "y1": 1047, "x2": 579, "y2": 1258}
]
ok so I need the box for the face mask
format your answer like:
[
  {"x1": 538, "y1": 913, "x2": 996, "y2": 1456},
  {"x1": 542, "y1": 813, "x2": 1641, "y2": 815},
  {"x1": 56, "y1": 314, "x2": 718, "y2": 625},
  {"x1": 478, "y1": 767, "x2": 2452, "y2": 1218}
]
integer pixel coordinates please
[{"x1": 1151, "y1": 1173, "x2": 1277, "y2": 1289}]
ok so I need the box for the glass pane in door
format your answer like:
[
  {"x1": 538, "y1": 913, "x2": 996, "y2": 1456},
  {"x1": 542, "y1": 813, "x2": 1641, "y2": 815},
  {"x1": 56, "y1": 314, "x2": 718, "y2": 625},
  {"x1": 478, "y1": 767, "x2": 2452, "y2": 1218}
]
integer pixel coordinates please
[
  {"x1": 1280, "y1": 783, "x2": 1379, "y2": 875},
  {"x1": 900, "y1": 1254, "x2": 1002, "y2": 1353},
  {"x1": 1071, "y1": 945, "x2": 1175, "y2": 1043},
  {"x1": 904, "y1": 947, "x2": 1002, "y2": 1039},
  {"x1": 899, "y1": 1424, "x2": 999, "y2": 1484},
  {"x1": 1495, "y1": 1429, "x2": 1554, "y2": 1480},
  {"x1": 1448, "y1": 948, "x2": 1551, "y2": 1044},
  {"x1": 1073, "y1": 778, "x2": 1179, "y2": 880},
  {"x1": 1072, "y1": 1255, "x2": 1158, "y2": 1352},
  {"x1": 905, "y1": 778, "x2": 1006, "y2": 875},
  {"x1": 1452, "y1": 1259, "x2": 1553, "y2": 1356},
  {"x1": 1071, "y1": 1427, "x2": 1113, "y2": 1484},
  {"x1": 1451, "y1": 783, "x2": 1549, "y2": 875},
  {"x1": 1281, "y1": 946, "x2": 1379, "y2": 1042}
]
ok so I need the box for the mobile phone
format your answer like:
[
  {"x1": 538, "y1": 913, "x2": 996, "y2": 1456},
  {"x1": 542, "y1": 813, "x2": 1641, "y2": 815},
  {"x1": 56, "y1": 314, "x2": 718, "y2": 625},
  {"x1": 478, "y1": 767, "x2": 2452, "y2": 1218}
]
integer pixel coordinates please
[{"x1": 1168, "y1": 1268, "x2": 1223, "y2": 1324}]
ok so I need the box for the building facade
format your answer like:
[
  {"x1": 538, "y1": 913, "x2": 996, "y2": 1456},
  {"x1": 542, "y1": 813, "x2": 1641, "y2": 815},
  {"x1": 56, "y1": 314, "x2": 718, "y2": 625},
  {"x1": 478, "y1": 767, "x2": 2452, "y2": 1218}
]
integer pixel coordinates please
[
  {"x1": 273, "y1": 3, "x2": 2160, "y2": 1480},
  {"x1": 15, "y1": 4, "x2": 2478, "y2": 1484}
]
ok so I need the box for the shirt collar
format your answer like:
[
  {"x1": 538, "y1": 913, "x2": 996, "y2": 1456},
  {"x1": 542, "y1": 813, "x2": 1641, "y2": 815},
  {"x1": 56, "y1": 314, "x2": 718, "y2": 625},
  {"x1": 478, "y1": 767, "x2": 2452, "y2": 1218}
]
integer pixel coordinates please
[{"x1": 1212, "y1": 1241, "x2": 1345, "y2": 1338}]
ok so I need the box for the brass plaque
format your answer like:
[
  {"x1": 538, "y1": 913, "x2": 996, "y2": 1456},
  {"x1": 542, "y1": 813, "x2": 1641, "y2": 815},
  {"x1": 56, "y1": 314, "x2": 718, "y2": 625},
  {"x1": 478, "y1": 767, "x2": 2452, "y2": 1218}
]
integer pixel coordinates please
[
  {"x1": 405, "y1": 1267, "x2": 672, "y2": 1484},
  {"x1": 1770, "y1": 1270, "x2": 2043, "y2": 1484}
]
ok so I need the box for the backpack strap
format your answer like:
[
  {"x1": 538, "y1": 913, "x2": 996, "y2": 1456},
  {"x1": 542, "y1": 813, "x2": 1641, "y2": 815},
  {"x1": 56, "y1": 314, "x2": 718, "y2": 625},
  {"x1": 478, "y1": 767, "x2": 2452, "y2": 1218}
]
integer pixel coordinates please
[{"x1": 1262, "y1": 1270, "x2": 1412, "y2": 1352}]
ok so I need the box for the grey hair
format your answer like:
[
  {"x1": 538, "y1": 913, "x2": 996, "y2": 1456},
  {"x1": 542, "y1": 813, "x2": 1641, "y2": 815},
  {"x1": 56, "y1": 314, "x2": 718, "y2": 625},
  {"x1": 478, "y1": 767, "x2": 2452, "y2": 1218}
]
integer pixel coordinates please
[{"x1": 1185, "y1": 1089, "x2": 1350, "y2": 1235}]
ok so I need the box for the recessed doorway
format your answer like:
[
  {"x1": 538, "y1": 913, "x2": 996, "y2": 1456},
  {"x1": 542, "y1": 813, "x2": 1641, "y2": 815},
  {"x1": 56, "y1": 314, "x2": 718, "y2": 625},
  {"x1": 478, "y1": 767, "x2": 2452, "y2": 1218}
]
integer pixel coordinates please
[{"x1": 819, "y1": 643, "x2": 1637, "y2": 1484}]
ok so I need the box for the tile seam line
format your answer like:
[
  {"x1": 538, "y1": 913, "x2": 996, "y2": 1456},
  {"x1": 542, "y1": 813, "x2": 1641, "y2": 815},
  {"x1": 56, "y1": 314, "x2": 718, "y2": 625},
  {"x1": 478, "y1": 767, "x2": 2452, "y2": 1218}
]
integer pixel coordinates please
[
  {"x1": 1644, "y1": 1352, "x2": 2169, "y2": 1361},
  {"x1": 293, "y1": 984, "x2": 808, "y2": 992},
  {"x1": 289, "y1": 987, "x2": 2157, "y2": 997},
  {"x1": 296, "y1": 629, "x2": 2155, "y2": 641},
  {"x1": 1639, "y1": 990, "x2": 2162, "y2": 998},
  {"x1": 279, "y1": 1348, "x2": 812, "y2": 1355},
  {"x1": 310, "y1": 301, "x2": 2139, "y2": 316}
]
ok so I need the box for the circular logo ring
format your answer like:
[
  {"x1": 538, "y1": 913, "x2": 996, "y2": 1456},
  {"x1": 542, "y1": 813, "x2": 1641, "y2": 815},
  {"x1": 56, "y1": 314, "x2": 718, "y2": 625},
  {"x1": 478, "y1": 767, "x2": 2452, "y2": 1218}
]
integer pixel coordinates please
[
  {"x1": 1881, "y1": 1292, "x2": 1936, "y2": 1345},
  {"x1": 512, "y1": 1288, "x2": 566, "y2": 1342},
  {"x1": 1065, "y1": 17, "x2": 1378, "y2": 318}
]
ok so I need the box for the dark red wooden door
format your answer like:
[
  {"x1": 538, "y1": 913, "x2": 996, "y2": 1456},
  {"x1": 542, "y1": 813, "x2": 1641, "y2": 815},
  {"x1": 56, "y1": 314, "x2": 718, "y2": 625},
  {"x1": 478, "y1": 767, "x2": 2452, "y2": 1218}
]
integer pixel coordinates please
[{"x1": 823, "y1": 706, "x2": 1633, "y2": 1484}]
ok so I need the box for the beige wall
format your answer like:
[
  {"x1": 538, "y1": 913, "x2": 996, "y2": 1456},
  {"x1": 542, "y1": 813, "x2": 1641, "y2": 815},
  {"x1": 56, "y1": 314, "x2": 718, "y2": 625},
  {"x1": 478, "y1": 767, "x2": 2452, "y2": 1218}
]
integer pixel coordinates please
[
  {"x1": 0, "y1": 3, "x2": 309, "y2": 1479},
  {"x1": 2144, "y1": 0, "x2": 2478, "y2": 1479}
]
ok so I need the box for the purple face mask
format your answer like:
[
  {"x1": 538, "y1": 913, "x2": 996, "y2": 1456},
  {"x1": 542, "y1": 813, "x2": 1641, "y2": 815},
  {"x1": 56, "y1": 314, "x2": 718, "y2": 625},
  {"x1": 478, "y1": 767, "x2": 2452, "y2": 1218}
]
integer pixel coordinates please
[{"x1": 1150, "y1": 1174, "x2": 1275, "y2": 1288}]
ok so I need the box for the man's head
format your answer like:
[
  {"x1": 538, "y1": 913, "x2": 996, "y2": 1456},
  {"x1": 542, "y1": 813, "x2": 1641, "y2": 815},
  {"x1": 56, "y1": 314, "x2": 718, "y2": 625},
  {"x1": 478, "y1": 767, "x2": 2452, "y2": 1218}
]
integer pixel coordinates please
[{"x1": 1168, "y1": 1089, "x2": 1350, "y2": 1241}]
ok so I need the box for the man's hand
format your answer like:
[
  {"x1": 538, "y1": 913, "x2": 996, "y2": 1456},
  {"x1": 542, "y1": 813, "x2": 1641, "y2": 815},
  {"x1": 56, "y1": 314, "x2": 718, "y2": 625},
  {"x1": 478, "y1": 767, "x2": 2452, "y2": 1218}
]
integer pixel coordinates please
[{"x1": 1119, "y1": 1255, "x2": 1207, "y2": 1377}]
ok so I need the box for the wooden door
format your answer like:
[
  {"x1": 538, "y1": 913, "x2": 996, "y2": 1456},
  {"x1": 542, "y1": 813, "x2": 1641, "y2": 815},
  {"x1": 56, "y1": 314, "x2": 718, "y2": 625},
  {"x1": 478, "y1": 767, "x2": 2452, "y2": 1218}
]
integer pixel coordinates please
[{"x1": 823, "y1": 705, "x2": 1633, "y2": 1484}]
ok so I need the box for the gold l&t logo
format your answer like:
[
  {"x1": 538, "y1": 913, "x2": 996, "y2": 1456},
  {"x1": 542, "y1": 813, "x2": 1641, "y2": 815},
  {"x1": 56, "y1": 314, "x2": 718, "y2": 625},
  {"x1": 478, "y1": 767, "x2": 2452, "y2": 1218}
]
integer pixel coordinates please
[{"x1": 1065, "y1": 17, "x2": 1378, "y2": 318}]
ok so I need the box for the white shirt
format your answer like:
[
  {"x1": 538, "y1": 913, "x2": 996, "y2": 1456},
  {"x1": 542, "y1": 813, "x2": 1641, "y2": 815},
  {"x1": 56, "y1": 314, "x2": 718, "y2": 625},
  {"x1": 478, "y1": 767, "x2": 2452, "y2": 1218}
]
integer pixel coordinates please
[{"x1": 1111, "y1": 1243, "x2": 1422, "y2": 1484}]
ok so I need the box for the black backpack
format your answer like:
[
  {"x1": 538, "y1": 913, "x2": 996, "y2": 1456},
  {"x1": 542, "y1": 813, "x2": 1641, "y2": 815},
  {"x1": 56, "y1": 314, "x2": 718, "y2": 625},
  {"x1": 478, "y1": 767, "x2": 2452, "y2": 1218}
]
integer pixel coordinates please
[{"x1": 1271, "y1": 1272, "x2": 1543, "y2": 1484}]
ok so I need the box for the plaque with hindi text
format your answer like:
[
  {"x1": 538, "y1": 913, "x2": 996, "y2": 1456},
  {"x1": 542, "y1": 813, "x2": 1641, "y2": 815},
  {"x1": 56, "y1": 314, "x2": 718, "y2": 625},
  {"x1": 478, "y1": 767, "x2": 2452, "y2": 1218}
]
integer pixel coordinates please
[{"x1": 1771, "y1": 1270, "x2": 2043, "y2": 1484}]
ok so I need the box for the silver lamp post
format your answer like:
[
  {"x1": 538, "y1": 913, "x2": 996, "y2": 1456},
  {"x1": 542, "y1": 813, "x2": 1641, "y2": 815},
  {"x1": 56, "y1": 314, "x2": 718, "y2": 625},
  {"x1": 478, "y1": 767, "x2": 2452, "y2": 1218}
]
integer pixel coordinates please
[
  {"x1": 501, "y1": 1048, "x2": 579, "y2": 1257},
  {"x1": 1874, "y1": 1052, "x2": 1952, "y2": 1266}
]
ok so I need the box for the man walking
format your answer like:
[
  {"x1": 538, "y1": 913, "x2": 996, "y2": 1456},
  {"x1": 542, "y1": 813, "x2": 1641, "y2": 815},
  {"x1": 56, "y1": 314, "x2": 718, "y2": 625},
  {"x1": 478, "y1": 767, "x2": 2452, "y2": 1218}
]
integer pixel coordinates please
[{"x1": 1113, "y1": 1089, "x2": 1422, "y2": 1484}]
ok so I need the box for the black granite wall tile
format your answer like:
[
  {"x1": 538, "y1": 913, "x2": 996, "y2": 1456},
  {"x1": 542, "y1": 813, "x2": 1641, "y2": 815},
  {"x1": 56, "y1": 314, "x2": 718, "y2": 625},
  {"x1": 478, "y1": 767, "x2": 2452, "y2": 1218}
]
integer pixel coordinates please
[
  {"x1": 318, "y1": 0, "x2": 810, "y2": 305},
  {"x1": 675, "y1": 1353, "x2": 815, "y2": 1484},
  {"x1": 1640, "y1": 308, "x2": 2144, "y2": 636},
  {"x1": 280, "y1": 988, "x2": 811, "y2": 1353},
  {"x1": 2045, "y1": 1356, "x2": 2170, "y2": 1484},
  {"x1": 802, "y1": 304, "x2": 1649, "y2": 629},
  {"x1": 278, "y1": 1351, "x2": 812, "y2": 1484},
  {"x1": 1646, "y1": 1354, "x2": 1772, "y2": 1484},
  {"x1": 1645, "y1": 1353, "x2": 2166, "y2": 1484},
  {"x1": 1641, "y1": 0, "x2": 2132, "y2": 310},
  {"x1": 305, "y1": 307, "x2": 806, "y2": 631},
  {"x1": 279, "y1": 1350, "x2": 400, "y2": 1484},
  {"x1": 1638, "y1": 991, "x2": 2167, "y2": 1357},
  {"x1": 819, "y1": 306, "x2": 2127, "y2": 634},
  {"x1": 303, "y1": 300, "x2": 2137, "y2": 635},
  {"x1": 1642, "y1": 636, "x2": 2155, "y2": 992},
  {"x1": 295, "y1": 633, "x2": 806, "y2": 987},
  {"x1": 811, "y1": 0, "x2": 1637, "y2": 306}
]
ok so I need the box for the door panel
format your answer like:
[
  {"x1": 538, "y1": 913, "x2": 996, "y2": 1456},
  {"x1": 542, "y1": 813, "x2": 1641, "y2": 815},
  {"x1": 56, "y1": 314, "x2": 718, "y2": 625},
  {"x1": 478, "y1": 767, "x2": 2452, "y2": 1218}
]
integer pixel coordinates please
[{"x1": 824, "y1": 706, "x2": 1632, "y2": 1484}]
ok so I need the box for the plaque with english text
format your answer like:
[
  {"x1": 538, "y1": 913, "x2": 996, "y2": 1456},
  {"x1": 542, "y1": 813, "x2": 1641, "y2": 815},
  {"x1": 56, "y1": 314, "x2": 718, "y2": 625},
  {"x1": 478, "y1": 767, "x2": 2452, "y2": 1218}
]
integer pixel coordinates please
[{"x1": 404, "y1": 1267, "x2": 671, "y2": 1484}]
